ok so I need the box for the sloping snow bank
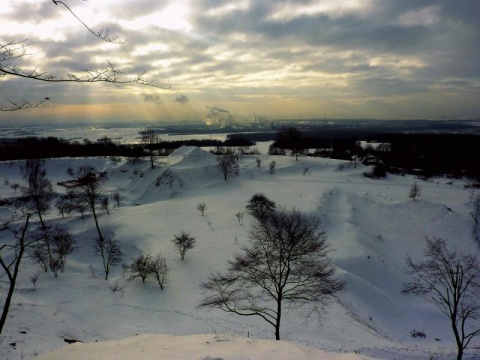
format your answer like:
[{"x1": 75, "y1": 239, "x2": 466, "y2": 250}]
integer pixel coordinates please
[{"x1": 33, "y1": 334, "x2": 374, "y2": 360}]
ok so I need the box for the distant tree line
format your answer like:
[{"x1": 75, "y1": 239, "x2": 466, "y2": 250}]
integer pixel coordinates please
[
  {"x1": 0, "y1": 136, "x2": 255, "y2": 161},
  {"x1": 263, "y1": 127, "x2": 480, "y2": 178},
  {"x1": 0, "y1": 137, "x2": 145, "y2": 161},
  {"x1": 365, "y1": 133, "x2": 480, "y2": 178}
]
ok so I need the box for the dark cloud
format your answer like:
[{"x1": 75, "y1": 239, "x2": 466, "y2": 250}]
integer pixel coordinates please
[
  {"x1": 1, "y1": 0, "x2": 480, "y2": 122},
  {"x1": 141, "y1": 93, "x2": 161, "y2": 103},
  {"x1": 173, "y1": 95, "x2": 188, "y2": 104}
]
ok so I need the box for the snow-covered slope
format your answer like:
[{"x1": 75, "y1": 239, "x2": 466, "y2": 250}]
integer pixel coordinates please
[{"x1": 0, "y1": 146, "x2": 479, "y2": 359}]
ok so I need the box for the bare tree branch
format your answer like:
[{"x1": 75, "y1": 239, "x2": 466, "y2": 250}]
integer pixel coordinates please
[
  {"x1": 51, "y1": 0, "x2": 126, "y2": 44},
  {"x1": 403, "y1": 236, "x2": 480, "y2": 360},
  {"x1": 200, "y1": 208, "x2": 345, "y2": 340},
  {"x1": 1, "y1": 1, "x2": 170, "y2": 111}
]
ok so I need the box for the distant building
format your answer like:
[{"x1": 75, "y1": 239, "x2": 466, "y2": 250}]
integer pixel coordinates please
[{"x1": 361, "y1": 155, "x2": 384, "y2": 166}]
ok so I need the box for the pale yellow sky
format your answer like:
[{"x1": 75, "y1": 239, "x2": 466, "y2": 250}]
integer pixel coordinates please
[{"x1": 1, "y1": 0, "x2": 479, "y2": 124}]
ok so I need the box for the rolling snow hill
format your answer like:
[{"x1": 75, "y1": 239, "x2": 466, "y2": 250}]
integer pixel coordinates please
[{"x1": 0, "y1": 146, "x2": 479, "y2": 359}]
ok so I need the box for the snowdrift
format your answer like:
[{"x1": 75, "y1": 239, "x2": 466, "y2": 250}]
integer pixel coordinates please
[{"x1": 34, "y1": 334, "x2": 374, "y2": 360}]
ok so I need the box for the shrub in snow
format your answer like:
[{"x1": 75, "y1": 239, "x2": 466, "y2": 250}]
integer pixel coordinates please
[
  {"x1": 172, "y1": 232, "x2": 196, "y2": 260},
  {"x1": 409, "y1": 182, "x2": 421, "y2": 201},
  {"x1": 363, "y1": 164, "x2": 387, "y2": 179},
  {"x1": 149, "y1": 253, "x2": 169, "y2": 289},
  {"x1": 125, "y1": 254, "x2": 168, "y2": 289},
  {"x1": 29, "y1": 226, "x2": 77, "y2": 277},
  {"x1": 127, "y1": 255, "x2": 152, "y2": 283},
  {"x1": 93, "y1": 237, "x2": 123, "y2": 280},
  {"x1": 197, "y1": 202, "x2": 207, "y2": 216},
  {"x1": 268, "y1": 160, "x2": 276, "y2": 176}
]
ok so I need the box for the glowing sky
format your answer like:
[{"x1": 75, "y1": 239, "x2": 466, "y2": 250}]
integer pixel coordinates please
[{"x1": 1, "y1": 0, "x2": 479, "y2": 124}]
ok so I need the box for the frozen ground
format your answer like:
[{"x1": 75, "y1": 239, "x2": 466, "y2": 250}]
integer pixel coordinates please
[{"x1": 0, "y1": 136, "x2": 479, "y2": 359}]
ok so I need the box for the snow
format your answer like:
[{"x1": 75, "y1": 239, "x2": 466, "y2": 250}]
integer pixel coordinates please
[
  {"x1": 34, "y1": 334, "x2": 373, "y2": 360},
  {"x1": 1, "y1": 132, "x2": 479, "y2": 359}
]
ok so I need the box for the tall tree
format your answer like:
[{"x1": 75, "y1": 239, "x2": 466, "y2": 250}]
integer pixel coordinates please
[
  {"x1": 217, "y1": 151, "x2": 239, "y2": 181},
  {"x1": 141, "y1": 129, "x2": 162, "y2": 168},
  {"x1": 403, "y1": 237, "x2": 480, "y2": 360},
  {"x1": 275, "y1": 127, "x2": 305, "y2": 161},
  {"x1": 93, "y1": 237, "x2": 123, "y2": 280},
  {"x1": 70, "y1": 165, "x2": 108, "y2": 242},
  {"x1": 200, "y1": 208, "x2": 345, "y2": 340},
  {"x1": 0, "y1": 213, "x2": 38, "y2": 335},
  {"x1": 21, "y1": 159, "x2": 54, "y2": 229}
]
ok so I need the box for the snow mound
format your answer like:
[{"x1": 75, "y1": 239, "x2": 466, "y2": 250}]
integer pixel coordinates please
[
  {"x1": 33, "y1": 334, "x2": 374, "y2": 360},
  {"x1": 170, "y1": 145, "x2": 217, "y2": 164}
]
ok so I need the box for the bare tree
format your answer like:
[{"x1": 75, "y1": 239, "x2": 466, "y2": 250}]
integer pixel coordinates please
[
  {"x1": 127, "y1": 254, "x2": 151, "y2": 283},
  {"x1": 10, "y1": 183, "x2": 20, "y2": 193},
  {"x1": 268, "y1": 160, "x2": 276, "y2": 176},
  {"x1": 200, "y1": 208, "x2": 345, "y2": 340},
  {"x1": 69, "y1": 166, "x2": 108, "y2": 242},
  {"x1": 112, "y1": 192, "x2": 124, "y2": 208},
  {"x1": 409, "y1": 182, "x2": 421, "y2": 201},
  {"x1": 172, "y1": 232, "x2": 196, "y2": 260},
  {"x1": 93, "y1": 237, "x2": 123, "y2": 280},
  {"x1": 1, "y1": 1, "x2": 163, "y2": 112},
  {"x1": 217, "y1": 152, "x2": 239, "y2": 181},
  {"x1": 101, "y1": 197, "x2": 110, "y2": 215},
  {"x1": 197, "y1": 203, "x2": 207, "y2": 216},
  {"x1": 235, "y1": 212, "x2": 244, "y2": 225},
  {"x1": 246, "y1": 193, "x2": 276, "y2": 221},
  {"x1": 402, "y1": 237, "x2": 480, "y2": 360},
  {"x1": 21, "y1": 159, "x2": 54, "y2": 229},
  {"x1": 0, "y1": 212, "x2": 38, "y2": 335},
  {"x1": 141, "y1": 129, "x2": 161, "y2": 168},
  {"x1": 149, "y1": 253, "x2": 169, "y2": 290},
  {"x1": 28, "y1": 226, "x2": 77, "y2": 277},
  {"x1": 470, "y1": 194, "x2": 480, "y2": 245}
]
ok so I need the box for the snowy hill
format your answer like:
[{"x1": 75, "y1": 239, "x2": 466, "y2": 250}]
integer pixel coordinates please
[{"x1": 1, "y1": 146, "x2": 479, "y2": 359}]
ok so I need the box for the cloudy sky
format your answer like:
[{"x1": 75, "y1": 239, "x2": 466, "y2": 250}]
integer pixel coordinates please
[{"x1": 1, "y1": 0, "x2": 479, "y2": 125}]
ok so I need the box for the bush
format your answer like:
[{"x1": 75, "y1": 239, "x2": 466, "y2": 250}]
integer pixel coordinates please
[
  {"x1": 364, "y1": 164, "x2": 387, "y2": 179},
  {"x1": 125, "y1": 253, "x2": 168, "y2": 289},
  {"x1": 28, "y1": 226, "x2": 77, "y2": 277},
  {"x1": 410, "y1": 329, "x2": 426, "y2": 338},
  {"x1": 127, "y1": 255, "x2": 151, "y2": 283},
  {"x1": 172, "y1": 232, "x2": 196, "y2": 260},
  {"x1": 246, "y1": 193, "x2": 276, "y2": 221}
]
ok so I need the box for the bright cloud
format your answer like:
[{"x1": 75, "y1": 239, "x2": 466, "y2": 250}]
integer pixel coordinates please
[{"x1": 1, "y1": 0, "x2": 479, "y2": 123}]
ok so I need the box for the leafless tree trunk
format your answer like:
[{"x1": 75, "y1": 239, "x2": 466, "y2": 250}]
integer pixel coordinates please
[
  {"x1": 402, "y1": 237, "x2": 480, "y2": 360},
  {"x1": 93, "y1": 237, "x2": 123, "y2": 280},
  {"x1": 150, "y1": 253, "x2": 169, "y2": 289},
  {"x1": 70, "y1": 166, "x2": 108, "y2": 242},
  {"x1": 21, "y1": 159, "x2": 53, "y2": 229},
  {"x1": 200, "y1": 208, "x2": 345, "y2": 340},
  {"x1": 141, "y1": 129, "x2": 161, "y2": 168},
  {"x1": 0, "y1": 213, "x2": 35, "y2": 335}
]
